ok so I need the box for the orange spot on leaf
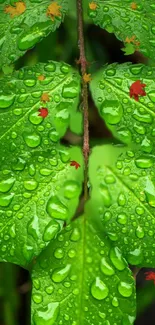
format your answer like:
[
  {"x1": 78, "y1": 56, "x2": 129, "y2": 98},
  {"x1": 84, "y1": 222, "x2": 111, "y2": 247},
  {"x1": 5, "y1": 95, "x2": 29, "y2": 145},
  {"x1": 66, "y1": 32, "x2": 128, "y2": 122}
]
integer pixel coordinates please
[
  {"x1": 38, "y1": 108, "x2": 48, "y2": 118},
  {"x1": 130, "y1": 80, "x2": 146, "y2": 101},
  {"x1": 4, "y1": 1, "x2": 26, "y2": 18},
  {"x1": 125, "y1": 36, "x2": 136, "y2": 44},
  {"x1": 41, "y1": 93, "x2": 50, "y2": 103},
  {"x1": 70, "y1": 161, "x2": 81, "y2": 169},
  {"x1": 83, "y1": 73, "x2": 92, "y2": 83},
  {"x1": 38, "y1": 75, "x2": 45, "y2": 81},
  {"x1": 131, "y1": 2, "x2": 137, "y2": 10},
  {"x1": 47, "y1": 2, "x2": 61, "y2": 21},
  {"x1": 89, "y1": 2, "x2": 97, "y2": 10},
  {"x1": 145, "y1": 272, "x2": 155, "y2": 285}
]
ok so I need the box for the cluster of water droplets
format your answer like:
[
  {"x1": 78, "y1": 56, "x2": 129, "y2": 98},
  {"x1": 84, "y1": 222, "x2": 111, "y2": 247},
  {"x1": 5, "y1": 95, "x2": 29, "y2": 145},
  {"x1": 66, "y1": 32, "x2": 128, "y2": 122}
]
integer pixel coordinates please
[
  {"x1": 31, "y1": 222, "x2": 135, "y2": 325},
  {"x1": 96, "y1": 147, "x2": 155, "y2": 267},
  {"x1": 92, "y1": 63, "x2": 155, "y2": 153},
  {"x1": 88, "y1": 1, "x2": 155, "y2": 59}
]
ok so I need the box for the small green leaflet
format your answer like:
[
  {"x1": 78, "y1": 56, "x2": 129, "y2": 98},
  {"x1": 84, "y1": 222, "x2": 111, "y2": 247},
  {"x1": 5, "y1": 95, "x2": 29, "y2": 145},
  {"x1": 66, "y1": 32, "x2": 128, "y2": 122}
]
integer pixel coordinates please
[
  {"x1": 90, "y1": 63, "x2": 155, "y2": 153},
  {"x1": 88, "y1": 0, "x2": 155, "y2": 60},
  {"x1": 0, "y1": 146, "x2": 84, "y2": 267},
  {"x1": 89, "y1": 145, "x2": 155, "y2": 267},
  {"x1": 0, "y1": 0, "x2": 68, "y2": 67},
  {"x1": 122, "y1": 43, "x2": 135, "y2": 56},
  {"x1": 0, "y1": 61, "x2": 80, "y2": 166},
  {"x1": 31, "y1": 215, "x2": 136, "y2": 325}
]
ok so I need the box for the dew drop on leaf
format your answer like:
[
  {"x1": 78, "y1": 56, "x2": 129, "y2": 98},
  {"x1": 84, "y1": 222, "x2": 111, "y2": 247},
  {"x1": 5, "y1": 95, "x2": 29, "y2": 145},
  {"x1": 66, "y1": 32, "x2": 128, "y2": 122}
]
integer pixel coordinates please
[
  {"x1": 43, "y1": 220, "x2": 60, "y2": 242},
  {"x1": 118, "y1": 281, "x2": 133, "y2": 297},
  {"x1": 91, "y1": 277, "x2": 109, "y2": 300},
  {"x1": 110, "y1": 247, "x2": 126, "y2": 270},
  {"x1": 100, "y1": 257, "x2": 115, "y2": 276},
  {"x1": 46, "y1": 196, "x2": 68, "y2": 220},
  {"x1": 51, "y1": 264, "x2": 71, "y2": 283}
]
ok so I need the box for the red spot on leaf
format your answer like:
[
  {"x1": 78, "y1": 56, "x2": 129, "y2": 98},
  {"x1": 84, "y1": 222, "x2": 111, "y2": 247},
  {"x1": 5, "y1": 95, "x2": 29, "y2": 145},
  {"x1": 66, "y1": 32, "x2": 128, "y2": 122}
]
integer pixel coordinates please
[
  {"x1": 145, "y1": 272, "x2": 155, "y2": 285},
  {"x1": 38, "y1": 107, "x2": 48, "y2": 118},
  {"x1": 129, "y1": 80, "x2": 146, "y2": 101},
  {"x1": 70, "y1": 160, "x2": 81, "y2": 169}
]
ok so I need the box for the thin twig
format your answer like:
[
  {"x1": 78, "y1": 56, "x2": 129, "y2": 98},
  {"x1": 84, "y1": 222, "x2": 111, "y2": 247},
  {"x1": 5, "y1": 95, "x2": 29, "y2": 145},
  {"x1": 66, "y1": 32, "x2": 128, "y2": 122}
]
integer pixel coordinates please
[{"x1": 76, "y1": 0, "x2": 90, "y2": 202}]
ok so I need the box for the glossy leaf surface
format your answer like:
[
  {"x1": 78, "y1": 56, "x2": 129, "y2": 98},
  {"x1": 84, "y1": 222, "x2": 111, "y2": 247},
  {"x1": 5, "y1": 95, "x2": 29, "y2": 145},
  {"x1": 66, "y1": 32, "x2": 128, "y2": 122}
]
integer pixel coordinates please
[
  {"x1": 31, "y1": 215, "x2": 136, "y2": 325},
  {"x1": 0, "y1": 0, "x2": 68, "y2": 67},
  {"x1": 88, "y1": 0, "x2": 155, "y2": 59},
  {"x1": 90, "y1": 63, "x2": 155, "y2": 153}
]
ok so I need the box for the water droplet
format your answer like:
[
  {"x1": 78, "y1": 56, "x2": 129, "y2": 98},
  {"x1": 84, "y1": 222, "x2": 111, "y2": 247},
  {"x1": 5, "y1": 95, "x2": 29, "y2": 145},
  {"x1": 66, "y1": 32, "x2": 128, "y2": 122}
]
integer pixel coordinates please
[
  {"x1": 33, "y1": 294, "x2": 43, "y2": 304},
  {"x1": 24, "y1": 79, "x2": 36, "y2": 87},
  {"x1": 133, "y1": 109, "x2": 153, "y2": 124},
  {"x1": 91, "y1": 277, "x2": 109, "y2": 300},
  {"x1": 0, "y1": 93, "x2": 15, "y2": 108},
  {"x1": 106, "y1": 69, "x2": 116, "y2": 76},
  {"x1": 9, "y1": 224, "x2": 16, "y2": 238},
  {"x1": 117, "y1": 213, "x2": 127, "y2": 225},
  {"x1": 104, "y1": 174, "x2": 115, "y2": 184},
  {"x1": 33, "y1": 302, "x2": 59, "y2": 325},
  {"x1": 64, "y1": 180, "x2": 80, "y2": 199},
  {"x1": 118, "y1": 282, "x2": 133, "y2": 297},
  {"x1": 0, "y1": 177, "x2": 15, "y2": 193},
  {"x1": 100, "y1": 100, "x2": 123, "y2": 124},
  {"x1": 145, "y1": 179, "x2": 155, "y2": 207},
  {"x1": 46, "y1": 196, "x2": 68, "y2": 221},
  {"x1": 116, "y1": 128, "x2": 131, "y2": 144},
  {"x1": 62, "y1": 81, "x2": 78, "y2": 98},
  {"x1": 0, "y1": 193, "x2": 14, "y2": 207},
  {"x1": 135, "y1": 157, "x2": 153, "y2": 168},
  {"x1": 49, "y1": 128, "x2": 59, "y2": 142},
  {"x1": 117, "y1": 193, "x2": 126, "y2": 206},
  {"x1": 52, "y1": 264, "x2": 71, "y2": 283},
  {"x1": 99, "y1": 184, "x2": 111, "y2": 207},
  {"x1": 23, "y1": 132, "x2": 41, "y2": 148},
  {"x1": 28, "y1": 215, "x2": 39, "y2": 240},
  {"x1": 33, "y1": 279, "x2": 41, "y2": 290},
  {"x1": 24, "y1": 179, "x2": 38, "y2": 191},
  {"x1": 22, "y1": 244, "x2": 34, "y2": 261},
  {"x1": 60, "y1": 64, "x2": 70, "y2": 74},
  {"x1": 70, "y1": 228, "x2": 81, "y2": 241},
  {"x1": 29, "y1": 111, "x2": 43, "y2": 125},
  {"x1": 112, "y1": 297, "x2": 119, "y2": 307},
  {"x1": 45, "y1": 286, "x2": 54, "y2": 295},
  {"x1": 133, "y1": 124, "x2": 145, "y2": 135},
  {"x1": 18, "y1": 22, "x2": 51, "y2": 51},
  {"x1": 44, "y1": 63, "x2": 56, "y2": 72},
  {"x1": 100, "y1": 257, "x2": 115, "y2": 275},
  {"x1": 43, "y1": 220, "x2": 60, "y2": 242},
  {"x1": 54, "y1": 248, "x2": 64, "y2": 259},
  {"x1": 110, "y1": 247, "x2": 126, "y2": 270},
  {"x1": 68, "y1": 249, "x2": 76, "y2": 258},
  {"x1": 127, "y1": 248, "x2": 143, "y2": 265},
  {"x1": 136, "y1": 226, "x2": 144, "y2": 239}
]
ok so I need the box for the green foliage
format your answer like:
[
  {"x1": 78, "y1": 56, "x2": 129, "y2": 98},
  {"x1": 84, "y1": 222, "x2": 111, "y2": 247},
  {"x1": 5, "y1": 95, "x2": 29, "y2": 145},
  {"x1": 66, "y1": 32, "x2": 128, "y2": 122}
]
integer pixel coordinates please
[
  {"x1": 90, "y1": 63, "x2": 155, "y2": 152},
  {"x1": 0, "y1": 0, "x2": 155, "y2": 324},
  {"x1": 89, "y1": 0, "x2": 155, "y2": 59},
  {"x1": 0, "y1": 0, "x2": 68, "y2": 68},
  {"x1": 31, "y1": 215, "x2": 136, "y2": 325}
]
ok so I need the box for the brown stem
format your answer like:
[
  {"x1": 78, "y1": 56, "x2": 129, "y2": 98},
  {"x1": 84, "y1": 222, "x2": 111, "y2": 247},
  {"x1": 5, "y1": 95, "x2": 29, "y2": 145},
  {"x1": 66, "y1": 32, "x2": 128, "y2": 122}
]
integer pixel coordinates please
[{"x1": 76, "y1": 0, "x2": 90, "y2": 201}]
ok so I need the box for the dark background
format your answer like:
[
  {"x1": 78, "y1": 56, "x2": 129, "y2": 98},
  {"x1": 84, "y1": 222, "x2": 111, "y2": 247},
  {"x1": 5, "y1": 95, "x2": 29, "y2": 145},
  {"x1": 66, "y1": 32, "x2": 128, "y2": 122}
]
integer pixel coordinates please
[{"x1": 0, "y1": 9, "x2": 155, "y2": 325}]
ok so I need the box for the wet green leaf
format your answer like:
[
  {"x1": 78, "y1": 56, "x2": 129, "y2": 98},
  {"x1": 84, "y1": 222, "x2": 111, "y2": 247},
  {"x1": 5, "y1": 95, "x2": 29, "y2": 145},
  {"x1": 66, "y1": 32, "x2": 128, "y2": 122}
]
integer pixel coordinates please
[
  {"x1": 0, "y1": 146, "x2": 84, "y2": 267},
  {"x1": 88, "y1": 0, "x2": 155, "y2": 60},
  {"x1": 31, "y1": 215, "x2": 136, "y2": 325},
  {"x1": 90, "y1": 63, "x2": 155, "y2": 153},
  {"x1": 0, "y1": 61, "x2": 80, "y2": 166},
  {"x1": 89, "y1": 145, "x2": 155, "y2": 267},
  {"x1": 0, "y1": 0, "x2": 68, "y2": 67}
]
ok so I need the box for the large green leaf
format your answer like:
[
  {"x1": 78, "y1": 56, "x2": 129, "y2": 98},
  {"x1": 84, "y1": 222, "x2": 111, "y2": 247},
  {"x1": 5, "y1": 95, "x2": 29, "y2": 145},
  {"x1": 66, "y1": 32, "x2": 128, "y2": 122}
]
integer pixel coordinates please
[
  {"x1": 0, "y1": 0, "x2": 68, "y2": 67},
  {"x1": 89, "y1": 145, "x2": 155, "y2": 267},
  {"x1": 90, "y1": 63, "x2": 155, "y2": 153},
  {"x1": 0, "y1": 61, "x2": 80, "y2": 166},
  {"x1": 88, "y1": 0, "x2": 155, "y2": 59},
  {"x1": 0, "y1": 145, "x2": 84, "y2": 267},
  {"x1": 31, "y1": 215, "x2": 136, "y2": 325}
]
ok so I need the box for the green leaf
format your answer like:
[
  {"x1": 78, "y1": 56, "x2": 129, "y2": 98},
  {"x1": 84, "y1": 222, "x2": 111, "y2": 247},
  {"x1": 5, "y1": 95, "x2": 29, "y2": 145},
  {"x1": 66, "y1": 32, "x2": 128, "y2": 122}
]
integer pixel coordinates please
[
  {"x1": 88, "y1": 0, "x2": 155, "y2": 60},
  {"x1": 121, "y1": 43, "x2": 135, "y2": 56},
  {"x1": 31, "y1": 215, "x2": 136, "y2": 325},
  {"x1": 0, "y1": 61, "x2": 81, "y2": 165},
  {"x1": 89, "y1": 144, "x2": 155, "y2": 267},
  {"x1": 90, "y1": 63, "x2": 155, "y2": 153},
  {"x1": 0, "y1": 145, "x2": 84, "y2": 267},
  {"x1": 0, "y1": 0, "x2": 68, "y2": 67}
]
